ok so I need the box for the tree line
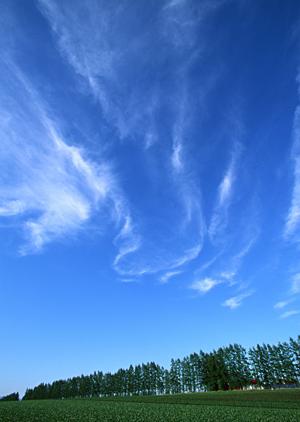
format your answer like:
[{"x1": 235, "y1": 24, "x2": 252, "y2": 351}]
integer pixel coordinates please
[
  {"x1": 0, "y1": 392, "x2": 19, "y2": 401},
  {"x1": 23, "y1": 336, "x2": 300, "y2": 400}
]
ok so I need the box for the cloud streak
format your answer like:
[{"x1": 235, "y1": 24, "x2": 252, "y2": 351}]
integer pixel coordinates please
[
  {"x1": 0, "y1": 59, "x2": 132, "y2": 254},
  {"x1": 160, "y1": 270, "x2": 182, "y2": 284},
  {"x1": 190, "y1": 277, "x2": 222, "y2": 294},
  {"x1": 279, "y1": 310, "x2": 300, "y2": 319},
  {"x1": 284, "y1": 73, "x2": 300, "y2": 240},
  {"x1": 291, "y1": 273, "x2": 300, "y2": 294},
  {"x1": 222, "y1": 290, "x2": 254, "y2": 310},
  {"x1": 274, "y1": 299, "x2": 293, "y2": 310},
  {"x1": 209, "y1": 142, "x2": 242, "y2": 241},
  {"x1": 38, "y1": 0, "x2": 162, "y2": 142}
]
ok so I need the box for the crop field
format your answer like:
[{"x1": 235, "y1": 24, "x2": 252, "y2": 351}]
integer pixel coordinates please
[{"x1": 0, "y1": 389, "x2": 300, "y2": 421}]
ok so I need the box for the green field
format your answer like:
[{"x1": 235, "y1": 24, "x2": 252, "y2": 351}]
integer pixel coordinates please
[{"x1": 0, "y1": 389, "x2": 300, "y2": 421}]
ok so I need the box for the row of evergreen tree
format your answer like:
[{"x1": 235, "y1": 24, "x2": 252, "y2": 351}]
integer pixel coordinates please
[
  {"x1": 0, "y1": 392, "x2": 19, "y2": 401},
  {"x1": 23, "y1": 336, "x2": 300, "y2": 400}
]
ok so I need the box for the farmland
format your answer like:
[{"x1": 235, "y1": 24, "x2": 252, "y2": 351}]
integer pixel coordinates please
[{"x1": 0, "y1": 389, "x2": 299, "y2": 421}]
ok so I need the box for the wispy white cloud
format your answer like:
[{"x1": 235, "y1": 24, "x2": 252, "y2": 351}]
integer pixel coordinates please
[
  {"x1": 274, "y1": 299, "x2": 293, "y2": 310},
  {"x1": 192, "y1": 229, "x2": 258, "y2": 301},
  {"x1": 190, "y1": 277, "x2": 222, "y2": 294},
  {"x1": 284, "y1": 161, "x2": 300, "y2": 237},
  {"x1": 208, "y1": 234, "x2": 258, "y2": 287},
  {"x1": 0, "y1": 200, "x2": 26, "y2": 216},
  {"x1": 160, "y1": 270, "x2": 182, "y2": 284},
  {"x1": 195, "y1": 253, "x2": 223, "y2": 275},
  {"x1": 169, "y1": 104, "x2": 206, "y2": 245},
  {"x1": 38, "y1": 0, "x2": 161, "y2": 142},
  {"x1": 113, "y1": 216, "x2": 142, "y2": 275},
  {"x1": 119, "y1": 278, "x2": 139, "y2": 284},
  {"x1": 0, "y1": 59, "x2": 133, "y2": 254},
  {"x1": 170, "y1": 244, "x2": 202, "y2": 269},
  {"x1": 220, "y1": 271, "x2": 236, "y2": 281},
  {"x1": 171, "y1": 140, "x2": 184, "y2": 173},
  {"x1": 170, "y1": 89, "x2": 187, "y2": 173},
  {"x1": 222, "y1": 290, "x2": 253, "y2": 310},
  {"x1": 217, "y1": 143, "x2": 240, "y2": 206},
  {"x1": 284, "y1": 104, "x2": 300, "y2": 239},
  {"x1": 279, "y1": 309, "x2": 300, "y2": 319},
  {"x1": 165, "y1": 1, "x2": 224, "y2": 175},
  {"x1": 291, "y1": 273, "x2": 300, "y2": 294},
  {"x1": 209, "y1": 142, "x2": 241, "y2": 241},
  {"x1": 114, "y1": 239, "x2": 202, "y2": 278},
  {"x1": 163, "y1": 0, "x2": 186, "y2": 10},
  {"x1": 218, "y1": 166, "x2": 234, "y2": 207},
  {"x1": 228, "y1": 235, "x2": 258, "y2": 276},
  {"x1": 161, "y1": 0, "x2": 224, "y2": 50}
]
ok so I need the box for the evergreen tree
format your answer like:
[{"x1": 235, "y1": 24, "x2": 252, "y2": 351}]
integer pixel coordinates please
[
  {"x1": 134, "y1": 365, "x2": 143, "y2": 395},
  {"x1": 181, "y1": 356, "x2": 193, "y2": 392},
  {"x1": 290, "y1": 336, "x2": 300, "y2": 382},
  {"x1": 163, "y1": 368, "x2": 171, "y2": 394},
  {"x1": 169, "y1": 358, "x2": 182, "y2": 394},
  {"x1": 202, "y1": 351, "x2": 229, "y2": 391},
  {"x1": 221, "y1": 344, "x2": 251, "y2": 389},
  {"x1": 0, "y1": 392, "x2": 19, "y2": 401},
  {"x1": 249, "y1": 344, "x2": 272, "y2": 388}
]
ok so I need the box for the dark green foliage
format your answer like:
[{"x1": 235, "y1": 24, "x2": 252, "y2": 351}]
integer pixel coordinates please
[
  {"x1": 22, "y1": 336, "x2": 300, "y2": 400},
  {"x1": 290, "y1": 336, "x2": 300, "y2": 378},
  {"x1": 222, "y1": 344, "x2": 252, "y2": 389},
  {"x1": 0, "y1": 392, "x2": 19, "y2": 401},
  {"x1": 202, "y1": 350, "x2": 229, "y2": 391}
]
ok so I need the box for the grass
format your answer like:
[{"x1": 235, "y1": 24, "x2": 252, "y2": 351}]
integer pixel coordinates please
[{"x1": 0, "y1": 388, "x2": 300, "y2": 421}]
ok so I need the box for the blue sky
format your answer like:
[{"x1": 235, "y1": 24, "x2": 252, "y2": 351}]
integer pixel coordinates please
[{"x1": 1, "y1": 0, "x2": 300, "y2": 397}]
